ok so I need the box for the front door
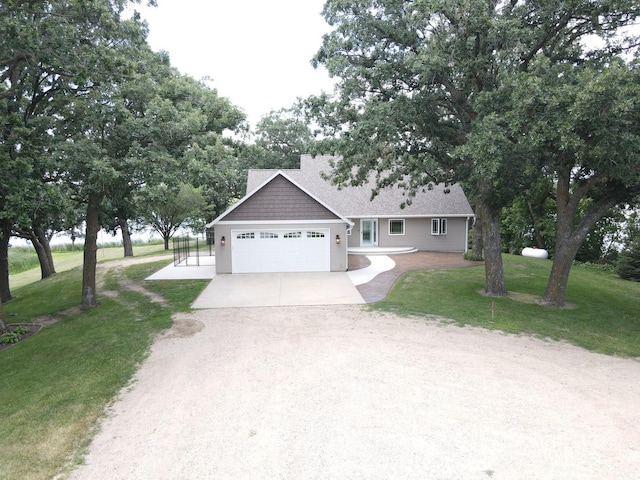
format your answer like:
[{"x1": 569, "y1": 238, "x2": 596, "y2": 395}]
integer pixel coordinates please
[{"x1": 361, "y1": 219, "x2": 378, "y2": 247}]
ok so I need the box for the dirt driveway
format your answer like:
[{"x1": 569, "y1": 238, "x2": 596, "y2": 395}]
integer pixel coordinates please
[{"x1": 70, "y1": 305, "x2": 640, "y2": 480}]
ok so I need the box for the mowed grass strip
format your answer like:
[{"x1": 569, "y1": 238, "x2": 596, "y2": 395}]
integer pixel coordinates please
[
  {"x1": 0, "y1": 260, "x2": 209, "y2": 480},
  {"x1": 373, "y1": 254, "x2": 640, "y2": 358},
  {"x1": 8, "y1": 242, "x2": 169, "y2": 290}
]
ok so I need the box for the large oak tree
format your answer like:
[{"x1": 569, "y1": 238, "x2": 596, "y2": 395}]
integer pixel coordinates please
[{"x1": 500, "y1": 57, "x2": 640, "y2": 306}]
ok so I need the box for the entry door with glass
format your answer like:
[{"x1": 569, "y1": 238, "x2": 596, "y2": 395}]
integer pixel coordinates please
[{"x1": 361, "y1": 219, "x2": 378, "y2": 246}]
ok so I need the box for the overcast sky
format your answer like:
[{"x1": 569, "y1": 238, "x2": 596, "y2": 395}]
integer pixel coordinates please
[{"x1": 131, "y1": 0, "x2": 336, "y2": 127}]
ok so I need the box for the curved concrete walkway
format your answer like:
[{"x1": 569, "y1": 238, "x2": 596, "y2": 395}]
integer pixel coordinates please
[{"x1": 346, "y1": 255, "x2": 396, "y2": 286}]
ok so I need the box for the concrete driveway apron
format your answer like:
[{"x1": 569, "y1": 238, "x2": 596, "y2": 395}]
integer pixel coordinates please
[{"x1": 191, "y1": 272, "x2": 365, "y2": 308}]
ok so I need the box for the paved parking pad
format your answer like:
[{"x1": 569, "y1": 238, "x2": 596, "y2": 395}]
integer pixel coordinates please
[{"x1": 191, "y1": 272, "x2": 365, "y2": 308}]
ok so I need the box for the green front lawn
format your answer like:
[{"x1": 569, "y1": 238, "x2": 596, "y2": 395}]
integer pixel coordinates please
[{"x1": 374, "y1": 254, "x2": 640, "y2": 357}]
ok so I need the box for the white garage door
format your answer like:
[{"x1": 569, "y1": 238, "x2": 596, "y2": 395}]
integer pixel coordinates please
[{"x1": 231, "y1": 229, "x2": 330, "y2": 273}]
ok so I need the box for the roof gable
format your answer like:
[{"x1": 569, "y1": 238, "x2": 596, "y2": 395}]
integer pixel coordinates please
[{"x1": 208, "y1": 171, "x2": 353, "y2": 226}]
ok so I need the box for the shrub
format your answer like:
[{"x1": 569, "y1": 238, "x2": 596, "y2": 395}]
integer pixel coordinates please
[
  {"x1": 463, "y1": 251, "x2": 483, "y2": 262},
  {"x1": 13, "y1": 325, "x2": 32, "y2": 335},
  {"x1": 0, "y1": 331, "x2": 22, "y2": 344},
  {"x1": 617, "y1": 239, "x2": 640, "y2": 281},
  {"x1": 574, "y1": 261, "x2": 617, "y2": 274},
  {"x1": 0, "y1": 325, "x2": 32, "y2": 344}
]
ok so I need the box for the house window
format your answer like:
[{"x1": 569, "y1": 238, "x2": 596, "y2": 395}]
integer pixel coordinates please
[
  {"x1": 237, "y1": 232, "x2": 255, "y2": 239},
  {"x1": 389, "y1": 219, "x2": 405, "y2": 235},
  {"x1": 307, "y1": 231, "x2": 325, "y2": 238},
  {"x1": 284, "y1": 231, "x2": 301, "y2": 238},
  {"x1": 431, "y1": 218, "x2": 447, "y2": 235},
  {"x1": 260, "y1": 232, "x2": 278, "y2": 239}
]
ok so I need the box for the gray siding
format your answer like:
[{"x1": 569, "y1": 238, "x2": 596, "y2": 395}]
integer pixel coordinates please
[
  {"x1": 226, "y1": 175, "x2": 339, "y2": 221},
  {"x1": 347, "y1": 217, "x2": 470, "y2": 252},
  {"x1": 212, "y1": 224, "x2": 233, "y2": 273}
]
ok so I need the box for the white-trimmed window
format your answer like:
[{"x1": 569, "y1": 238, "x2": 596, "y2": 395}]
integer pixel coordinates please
[
  {"x1": 237, "y1": 232, "x2": 255, "y2": 239},
  {"x1": 307, "y1": 231, "x2": 325, "y2": 238},
  {"x1": 260, "y1": 232, "x2": 278, "y2": 239},
  {"x1": 284, "y1": 231, "x2": 301, "y2": 238},
  {"x1": 389, "y1": 219, "x2": 405, "y2": 235},
  {"x1": 431, "y1": 218, "x2": 448, "y2": 235}
]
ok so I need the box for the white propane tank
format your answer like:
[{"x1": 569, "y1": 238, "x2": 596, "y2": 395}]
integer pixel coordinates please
[{"x1": 522, "y1": 247, "x2": 549, "y2": 259}]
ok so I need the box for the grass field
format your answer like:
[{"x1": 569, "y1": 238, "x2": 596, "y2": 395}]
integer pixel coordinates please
[
  {"x1": 8, "y1": 242, "x2": 169, "y2": 290},
  {"x1": 374, "y1": 254, "x2": 640, "y2": 357}
]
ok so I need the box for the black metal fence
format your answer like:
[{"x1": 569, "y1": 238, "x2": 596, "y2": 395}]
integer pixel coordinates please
[{"x1": 172, "y1": 234, "x2": 214, "y2": 266}]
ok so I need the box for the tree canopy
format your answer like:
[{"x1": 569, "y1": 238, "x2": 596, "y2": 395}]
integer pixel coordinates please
[{"x1": 137, "y1": 182, "x2": 206, "y2": 250}]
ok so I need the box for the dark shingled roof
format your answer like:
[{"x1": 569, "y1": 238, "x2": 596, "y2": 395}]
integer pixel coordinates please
[{"x1": 247, "y1": 155, "x2": 474, "y2": 218}]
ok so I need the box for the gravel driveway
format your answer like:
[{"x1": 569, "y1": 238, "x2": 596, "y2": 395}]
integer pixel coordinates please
[{"x1": 70, "y1": 305, "x2": 640, "y2": 479}]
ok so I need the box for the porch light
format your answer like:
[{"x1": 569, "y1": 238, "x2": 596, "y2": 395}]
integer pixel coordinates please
[
  {"x1": 336, "y1": 234, "x2": 341, "y2": 245},
  {"x1": 220, "y1": 236, "x2": 226, "y2": 246}
]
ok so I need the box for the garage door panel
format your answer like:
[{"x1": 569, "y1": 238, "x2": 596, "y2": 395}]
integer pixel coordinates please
[{"x1": 231, "y1": 229, "x2": 330, "y2": 273}]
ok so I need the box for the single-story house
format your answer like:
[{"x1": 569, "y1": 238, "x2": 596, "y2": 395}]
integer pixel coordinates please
[{"x1": 206, "y1": 154, "x2": 474, "y2": 274}]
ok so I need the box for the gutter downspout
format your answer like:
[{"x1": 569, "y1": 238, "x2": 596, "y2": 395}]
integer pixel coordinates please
[
  {"x1": 465, "y1": 216, "x2": 472, "y2": 252},
  {"x1": 344, "y1": 221, "x2": 354, "y2": 271}
]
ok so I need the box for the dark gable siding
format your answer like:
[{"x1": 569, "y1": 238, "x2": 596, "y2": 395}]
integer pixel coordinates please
[{"x1": 225, "y1": 175, "x2": 340, "y2": 221}]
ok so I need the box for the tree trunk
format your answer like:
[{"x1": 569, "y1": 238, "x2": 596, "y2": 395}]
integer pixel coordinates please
[
  {"x1": 36, "y1": 226, "x2": 56, "y2": 275},
  {"x1": 0, "y1": 298, "x2": 6, "y2": 334},
  {"x1": 30, "y1": 227, "x2": 56, "y2": 279},
  {"x1": 479, "y1": 199, "x2": 508, "y2": 297},
  {"x1": 119, "y1": 218, "x2": 134, "y2": 257},
  {"x1": 541, "y1": 237, "x2": 581, "y2": 307},
  {"x1": 0, "y1": 219, "x2": 12, "y2": 303},
  {"x1": 541, "y1": 165, "x2": 619, "y2": 307},
  {"x1": 81, "y1": 192, "x2": 102, "y2": 310},
  {"x1": 30, "y1": 231, "x2": 54, "y2": 279},
  {"x1": 13, "y1": 224, "x2": 56, "y2": 278},
  {"x1": 471, "y1": 202, "x2": 484, "y2": 259},
  {"x1": 163, "y1": 234, "x2": 170, "y2": 251}
]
